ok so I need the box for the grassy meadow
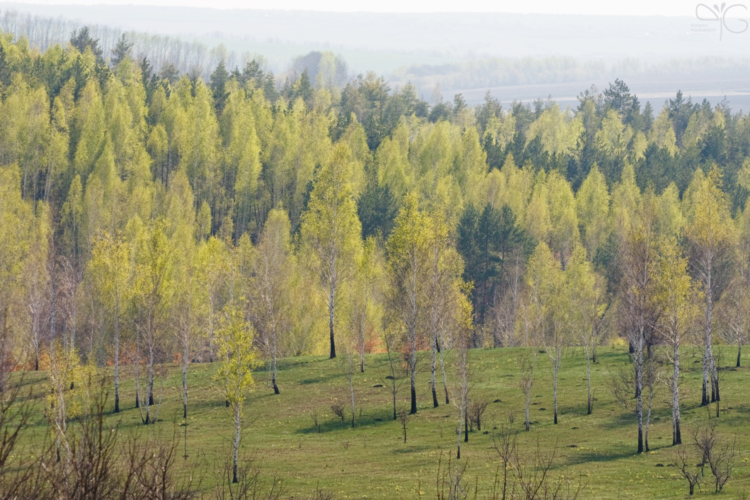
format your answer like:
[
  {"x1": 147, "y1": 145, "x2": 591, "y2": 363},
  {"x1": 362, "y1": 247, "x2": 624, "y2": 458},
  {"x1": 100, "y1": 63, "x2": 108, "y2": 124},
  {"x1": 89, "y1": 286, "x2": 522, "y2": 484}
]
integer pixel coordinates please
[{"x1": 14, "y1": 345, "x2": 750, "y2": 499}]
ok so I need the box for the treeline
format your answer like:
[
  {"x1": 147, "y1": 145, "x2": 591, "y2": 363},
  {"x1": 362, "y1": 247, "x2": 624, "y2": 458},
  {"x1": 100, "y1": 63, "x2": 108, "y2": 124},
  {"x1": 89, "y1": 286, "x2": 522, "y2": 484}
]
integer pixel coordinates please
[
  {"x1": 390, "y1": 55, "x2": 750, "y2": 97},
  {"x1": 0, "y1": 9, "x2": 264, "y2": 79},
  {"x1": 1, "y1": 32, "x2": 750, "y2": 457}
]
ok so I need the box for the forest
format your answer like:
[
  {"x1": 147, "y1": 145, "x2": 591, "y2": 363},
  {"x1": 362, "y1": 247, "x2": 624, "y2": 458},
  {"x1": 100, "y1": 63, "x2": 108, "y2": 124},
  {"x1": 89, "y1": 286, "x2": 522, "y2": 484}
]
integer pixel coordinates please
[{"x1": 1, "y1": 27, "x2": 750, "y2": 498}]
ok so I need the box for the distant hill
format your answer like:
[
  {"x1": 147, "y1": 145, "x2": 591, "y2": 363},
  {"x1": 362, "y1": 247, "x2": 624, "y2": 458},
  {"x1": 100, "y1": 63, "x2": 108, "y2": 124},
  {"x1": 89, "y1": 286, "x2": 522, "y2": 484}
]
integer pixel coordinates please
[{"x1": 1, "y1": 3, "x2": 749, "y2": 108}]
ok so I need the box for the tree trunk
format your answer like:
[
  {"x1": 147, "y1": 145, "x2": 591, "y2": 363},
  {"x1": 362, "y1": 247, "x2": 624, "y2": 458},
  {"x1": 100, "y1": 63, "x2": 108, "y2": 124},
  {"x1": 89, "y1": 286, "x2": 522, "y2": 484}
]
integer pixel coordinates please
[
  {"x1": 737, "y1": 343, "x2": 742, "y2": 368},
  {"x1": 182, "y1": 354, "x2": 188, "y2": 420},
  {"x1": 410, "y1": 385, "x2": 417, "y2": 415},
  {"x1": 208, "y1": 304, "x2": 214, "y2": 363},
  {"x1": 328, "y1": 287, "x2": 336, "y2": 359},
  {"x1": 464, "y1": 406, "x2": 469, "y2": 442},
  {"x1": 553, "y1": 353, "x2": 559, "y2": 425},
  {"x1": 388, "y1": 350, "x2": 397, "y2": 421},
  {"x1": 135, "y1": 330, "x2": 140, "y2": 409},
  {"x1": 114, "y1": 305, "x2": 120, "y2": 413},
  {"x1": 431, "y1": 343, "x2": 438, "y2": 408},
  {"x1": 636, "y1": 331, "x2": 644, "y2": 454},
  {"x1": 148, "y1": 338, "x2": 155, "y2": 407},
  {"x1": 586, "y1": 347, "x2": 592, "y2": 415},
  {"x1": 672, "y1": 342, "x2": 681, "y2": 445},
  {"x1": 525, "y1": 397, "x2": 530, "y2": 431},
  {"x1": 701, "y1": 348, "x2": 709, "y2": 406},
  {"x1": 439, "y1": 343, "x2": 449, "y2": 404},
  {"x1": 645, "y1": 380, "x2": 653, "y2": 452},
  {"x1": 410, "y1": 329, "x2": 417, "y2": 414},
  {"x1": 233, "y1": 403, "x2": 240, "y2": 483},
  {"x1": 359, "y1": 314, "x2": 366, "y2": 373},
  {"x1": 272, "y1": 345, "x2": 279, "y2": 395},
  {"x1": 392, "y1": 386, "x2": 397, "y2": 421},
  {"x1": 456, "y1": 402, "x2": 463, "y2": 459},
  {"x1": 705, "y1": 266, "x2": 718, "y2": 404},
  {"x1": 349, "y1": 369, "x2": 356, "y2": 428},
  {"x1": 712, "y1": 355, "x2": 720, "y2": 403}
]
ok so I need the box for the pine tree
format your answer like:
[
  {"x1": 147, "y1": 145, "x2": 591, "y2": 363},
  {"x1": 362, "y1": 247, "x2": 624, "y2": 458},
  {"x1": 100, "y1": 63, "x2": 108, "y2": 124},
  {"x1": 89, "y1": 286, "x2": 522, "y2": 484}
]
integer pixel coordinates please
[{"x1": 111, "y1": 34, "x2": 133, "y2": 67}]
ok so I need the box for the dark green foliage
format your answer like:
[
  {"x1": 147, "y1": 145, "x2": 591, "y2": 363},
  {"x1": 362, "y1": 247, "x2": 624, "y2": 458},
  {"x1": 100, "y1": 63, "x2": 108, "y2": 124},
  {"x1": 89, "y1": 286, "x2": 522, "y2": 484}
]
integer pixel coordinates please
[
  {"x1": 642, "y1": 101, "x2": 654, "y2": 133},
  {"x1": 140, "y1": 57, "x2": 160, "y2": 104},
  {"x1": 523, "y1": 136, "x2": 547, "y2": 171},
  {"x1": 668, "y1": 91, "x2": 699, "y2": 146},
  {"x1": 336, "y1": 73, "x2": 389, "y2": 147},
  {"x1": 70, "y1": 27, "x2": 103, "y2": 64},
  {"x1": 452, "y1": 93, "x2": 467, "y2": 117},
  {"x1": 235, "y1": 61, "x2": 278, "y2": 101},
  {"x1": 635, "y1": 144, "x2": 678, "y2": 194},
  {"x1": 458, "y1": 203, "x2": 528, "y2": 324},
  {"x1": 568, "y1": 135, "x2": 595, "y2": 192},
  {"x1": 261, "y1": 72, "x2": 279, "y2": 102},
  {"x1": 511, "y1": 101, "x2": 535, "y2": 133},
  {"x1": 475, "y1": 91, "x2": 503, "y2": 137},
  {"x1": 357, "y1": 182, "x2": 398, "y2": 240},
  {"x1": 509, "y1": 130, "x2": 528, "y2": 167},
  {"x1": 110, "y1": 34, "x2": 133, "y2": 67},
  {"x1": 603, "y1": 79, "x2": 642, "y2": 129},
  {"x1": 700, "y1": 125, "x2": 727, "y2": 165},
  {"x1": 278, "y1": 69, "x2": 314, "y2": 108},
  {"x1": 483, "y1": 134, "x2": 506, "y2": 171},
  {"x1": 334, "y1": 73, "x2": 427, "y2": 150},
  {"x1": 593, "y1": 232, "x2": 621, "y2": 296},
  {"x1": 159, "y1": 63, "x2": 179, "y2": 84},
  {"x1": 428, "y1": 102, "x2": 452, "y2": 123},
  {"x1": 211, "y1": 60, "x2": 230, "y2": 113},
  {"x1": 0, "y1": 45, "x2": 11, "y2": 90}
]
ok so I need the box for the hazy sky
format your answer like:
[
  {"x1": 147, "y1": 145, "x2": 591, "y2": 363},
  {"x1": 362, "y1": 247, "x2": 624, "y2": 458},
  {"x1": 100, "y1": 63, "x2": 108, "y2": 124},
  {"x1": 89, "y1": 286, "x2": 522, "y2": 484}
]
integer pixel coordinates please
[{"x1": 4, "y1": 0, "x2": 727, "y2": 17}]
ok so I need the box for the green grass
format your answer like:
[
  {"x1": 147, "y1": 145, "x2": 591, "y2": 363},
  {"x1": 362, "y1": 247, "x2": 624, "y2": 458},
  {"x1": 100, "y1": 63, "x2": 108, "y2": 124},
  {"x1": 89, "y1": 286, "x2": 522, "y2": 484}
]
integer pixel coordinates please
[{"x1": 15, "y1": 346, "x2": 750, "y2": 498}]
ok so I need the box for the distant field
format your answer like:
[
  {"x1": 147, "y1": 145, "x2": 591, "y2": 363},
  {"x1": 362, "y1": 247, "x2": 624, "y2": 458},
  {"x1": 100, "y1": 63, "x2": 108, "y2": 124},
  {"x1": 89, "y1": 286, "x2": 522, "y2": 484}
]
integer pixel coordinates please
[
  {"x1": 15, "y1": 346, "x2": 750, "y2": 498},
  {"x1": 448, "y1": 77, "x2": 750, "y2": 110}
]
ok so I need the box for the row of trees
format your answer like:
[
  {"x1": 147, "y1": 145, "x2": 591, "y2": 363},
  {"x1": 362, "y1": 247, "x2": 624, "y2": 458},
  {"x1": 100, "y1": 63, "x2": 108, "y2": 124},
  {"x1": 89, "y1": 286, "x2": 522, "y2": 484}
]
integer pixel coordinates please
[
  {"x1": 0, "y1": 32, "x2": 749, "y2": 458},
  {"x1": 0, "y1": 10, "x2": 266, "y2": 81}
]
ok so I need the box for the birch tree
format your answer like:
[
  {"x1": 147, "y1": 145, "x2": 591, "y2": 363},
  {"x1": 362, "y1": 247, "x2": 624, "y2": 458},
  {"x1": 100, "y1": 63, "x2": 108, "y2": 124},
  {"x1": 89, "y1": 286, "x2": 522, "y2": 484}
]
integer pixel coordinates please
[
  {"x1": 196, "y1": 236, "x2": 230, "y2": 363},
  {"x1": 350, "y1": 236, "x2": 381, "y2": 373},
  {"x1": 386, "y1": 193, "x2": 429, "y2": 414},
  {"x1": 250, "y1": 209, "x2": 293, "y2": 394},
  {"x1": 454, "y1": 328, "x2": 469, "y2": 459},
  {"x1": 519, "y1": 351, "x2": 536, "y2": 431},
  {"x1": 619, "y1": 196, "x2": 659, "y2": 453},
  {"x1": 215, "y1": 306, "x2": 259, "y2": 484},
  {"x1": 567, "y1": 244, "x2": 607, "y2": 414},
  {"x1": 132, "y1": 221, "x2": 174, "y2": 424},
  {"x1": 88, "y1": 232, "x2": 131, "y2": 413},
  {"x1": 299, "y1": 143, "x2": 363, "y2": 359},
  {"x1": 653, "y1": 236, "x2": 699, "y2": 445},
  {"x1": 26, "y1": 202, "x2": 50, "y2": 372},
  {"x1": 174, "y1": 261, "x2": 198, "y2": 422},
  {"x1": 527, "y1": 241, "x2": 565, "y2": 424},
  {"x1": 684, "y1": 167, "x2": 736, "y2": 406}
]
